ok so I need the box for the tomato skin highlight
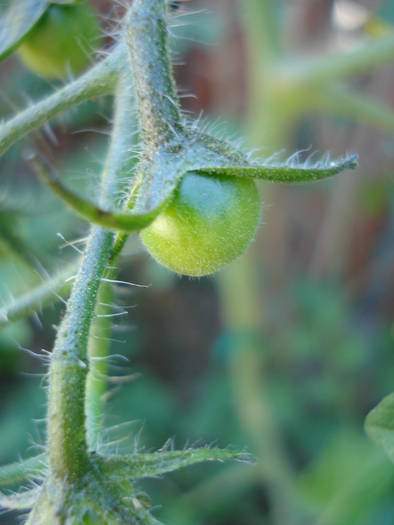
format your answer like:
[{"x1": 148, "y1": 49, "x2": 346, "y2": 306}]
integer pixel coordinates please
[
  {"x1": 140, "y1": 172, "x2": 261, "y2": 277},
  {"x1": 17, "y1": 3, "x2": 100, "y2": 79}
]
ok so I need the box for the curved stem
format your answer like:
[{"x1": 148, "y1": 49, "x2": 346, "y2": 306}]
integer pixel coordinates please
[
  {"x1": 48, "y1": 227, "x2": 113, "y2": 479},
  {"x1": 84, "y1": 71, "x2": 136, "y2": 451},
  {"x1": 126, "y1": 0, "x2": 183, "y2": 145},
  {"x1": 0, "y1": 44, "x2": 125, "y2": 158},
  {"x1": 47, "y1": 72, "x2": 134, "y2": 480}
]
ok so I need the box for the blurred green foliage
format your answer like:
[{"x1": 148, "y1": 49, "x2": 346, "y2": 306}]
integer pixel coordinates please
[{"x1": 0, "y1": 1, "x2": 394, "y2": 524}]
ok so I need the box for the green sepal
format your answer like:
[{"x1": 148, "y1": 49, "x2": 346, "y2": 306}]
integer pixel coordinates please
[
  {"x1": 365, "y1": 392, "x2": 394, "y2": 464},
  {"x1": 0, "y1": 454, "x2": 47, "y2": 487},
  {"x1": 26, "y1": 152, "x2": 172, "y2": 233},
  {"x1": 191, "y1": 151, "x2": 358, "y2": 183},
  {"x1": 103, "y1": 447, "x2": 252, "y2": 480},
  {"x1": 0, "y1": 0, "x2": 50, "y2": 60},
  {"x1": 182, "y1": 133, "x2": 357, "y2": 183}
]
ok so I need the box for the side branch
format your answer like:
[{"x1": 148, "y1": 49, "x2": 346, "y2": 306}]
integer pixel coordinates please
[
  {"x1": 0, "y1": 454, "x2": 47, "y2": 487},
  {"x1": 0, "y1": 261, "x2": 77, "y2": 329},
  {"x1": 0, "y1": 44, "x2": 126, "y2": 157}
]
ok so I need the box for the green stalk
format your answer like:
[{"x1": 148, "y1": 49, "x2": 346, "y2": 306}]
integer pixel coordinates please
[
  {"x1": 85, "y1": 282, "x2": 113, "y2": 451},
  {"x1": 84, "y1": 0, "x2": 184, "y2": 449},
  {"x1": 84, "y1": 69, "x2": 136, "y2": 452},
  {"x1": 0, "y1": 454, "x2": 46, "y2": 487},
  {"x1": 0, "y1": 260, "x2": 77, "y2": 329},
  {"x1": 0, "y1": 44, "x2": 125, "y2": 157},
  {"x1": 47, "y1": 72, "x2": 134, "y2": 480},
  {"x1": 48, "y1": 227, "x2": 113, "y2": 479},
  {"x1": 126, "y1": 0, "x2": 183, "y2": 145}
]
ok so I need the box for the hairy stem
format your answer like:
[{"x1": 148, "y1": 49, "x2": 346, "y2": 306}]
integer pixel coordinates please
[
  {"x1": 0, "y1": 454, "x2": 47, "y2": 487},
  {"x1": 0, "y1": 44, "x2": 125, "y2": 158},
  {"x1": 47, "y1": 72, "x2": 134, "y2": 479},
  {"x1": 85, "y1": 282, "x2": 113, "y2": 451},
  {"x1": 0, "y1": 261, "x2": 77, "y2": 329},
  {"x1": 48, "y1": 227, "x2": 114, "y2": 479},
  {"x1": 84, "y1": 71, "x2": 136, "y2": 451},
  {"x1": 126, "y1": 0, "x2": 183, "y2": 145}
]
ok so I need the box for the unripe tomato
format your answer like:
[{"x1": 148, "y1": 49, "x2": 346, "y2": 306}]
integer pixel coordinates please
[
  {"x1": 17, "y1": 2, "x2": 100, "y2": 79},
  {"x1": 140, "y1": 172, "x2": 260, "y2": 277}
]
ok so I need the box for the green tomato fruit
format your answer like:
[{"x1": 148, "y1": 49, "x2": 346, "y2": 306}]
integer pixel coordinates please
[
  {"x1": 140, "y1": 172, "x2": 261, "y2": 277},
  {"x1": 17, "y1": 2, "x2": 100, "y2": 79}
]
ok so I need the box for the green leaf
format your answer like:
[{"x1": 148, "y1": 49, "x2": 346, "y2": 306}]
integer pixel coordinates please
[
  {"x1": 193, "y1": 153, "x2": 358, "y2": 183},
  {"x1": 0, "y1": 0, "x2": 49, "y2": 61},
  {"x1": 365, "y1": 392, "x2": 394, "y2": 464},
  {"x1": 104, "y1": 448, "x2": 252, "y2": 480},
  {"x1": 0, "y1": 487, "x2": 40, "y2": 510},
  {"x1": 0, "y1": 454, "x2": 47, "y2": 487}
]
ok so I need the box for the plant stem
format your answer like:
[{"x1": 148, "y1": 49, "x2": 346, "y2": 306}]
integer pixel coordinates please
[
  {"x1": 47, "y1": 72, "x2": 134, "y2": 479},
  {"x1": 0, "y1": 454, "x2": 47, "y2": 487},
  {"x1": 48, "y1": 227, "x2": 113, "y2": 479},
  {"x1": 84, "y1": 71, "x2": 136, "y2": 452},
  {"x1": 85, "y1": 282, "x2": 113, "y2": 451},
  {"x1": 0, "y1": 260, "x2": 77, "y2": 329},
  {"x1": 126, "y1": 0, "x2": 183, "y2": 145},
  {"x1": 0, "y1": 44, "x2": 125, "y2": 158}
]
